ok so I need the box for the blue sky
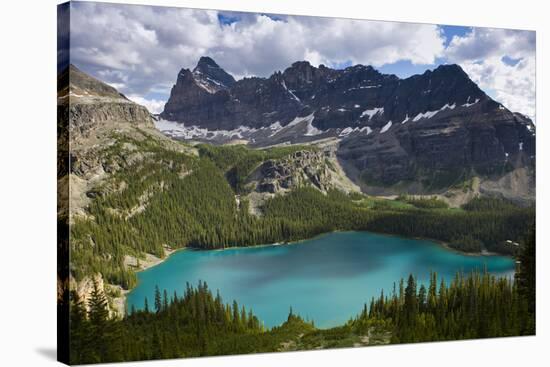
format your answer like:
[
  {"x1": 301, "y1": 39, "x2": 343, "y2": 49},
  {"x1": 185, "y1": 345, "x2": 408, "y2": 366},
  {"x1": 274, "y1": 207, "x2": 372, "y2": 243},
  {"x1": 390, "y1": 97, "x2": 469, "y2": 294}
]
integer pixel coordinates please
[{"x1": 63, "y1": 3, "x2": 535, "y2": 120}]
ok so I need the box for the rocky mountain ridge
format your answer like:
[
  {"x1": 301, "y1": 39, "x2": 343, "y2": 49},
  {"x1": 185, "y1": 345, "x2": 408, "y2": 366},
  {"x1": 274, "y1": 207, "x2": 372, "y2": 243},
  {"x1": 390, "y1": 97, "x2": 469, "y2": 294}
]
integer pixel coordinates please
[
  {"x1": 158, "y1": 57, "x2": 535, "y2": 196},
  {"x1": 58, "y1": 64, "x2": 154, "y2": 140}
]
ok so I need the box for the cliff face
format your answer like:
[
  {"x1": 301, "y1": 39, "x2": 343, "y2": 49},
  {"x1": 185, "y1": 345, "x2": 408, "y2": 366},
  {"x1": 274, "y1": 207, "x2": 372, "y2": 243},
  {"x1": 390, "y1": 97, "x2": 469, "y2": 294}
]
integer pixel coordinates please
[
  {"x1": 58, "y1": 64, "x2": 154, "y2": 140},
  {"x1": 338, "y1": 98, "x2": 535, "y2": 188},
  {"x1": 159, "y1": 58, "x2": 535, "y2": 193},
  {"x1": 65, "y1": 102, "x2": 153, "y2": 138},
  {"x1": 160, "y1": 59, "x2": 524, "y2": 133},
  {"x1": 58, "y1": 65, "x2": 193, "y2": 317},
  {"x1": 57, "y1": 64, "x2": 161, "y2": 220},
  {"x1": 249, "y1": 150, "x2": 334, "y2": 194}
]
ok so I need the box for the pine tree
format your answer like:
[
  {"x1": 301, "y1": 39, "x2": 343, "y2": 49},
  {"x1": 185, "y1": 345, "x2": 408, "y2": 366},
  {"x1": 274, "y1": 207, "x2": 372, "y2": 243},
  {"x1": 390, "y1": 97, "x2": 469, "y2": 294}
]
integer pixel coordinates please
[
  {"x1": 163, "y1": 289, "x2": 169, "y2": 311},
  {"x1": 418, "y1": 284, "x2": 427, "y2": 313},
  {"x1": 154, "y1": 285, "x2": 162, "y2": 313},
  {"x1": 516, "y1": 224, "x2": 535, "y2": 334},
  {"x1": 87, "y1": 278, "x2": 110, "y2": 362},
  {"x1": 69, "y1": 290, "x2": 90, "y2": 364},
  {"x1": 144, "y1": 297, "x2": 149, "y2": 313},
  {"x1": 404, "y1": 274, "x2": 418, "y2": 323},
  {"x1": 232, "y1": 300, "x2": 240, "y2": 330},
  {"x1": 88, "y1": 279, "x2": 109, "y2": 326}
]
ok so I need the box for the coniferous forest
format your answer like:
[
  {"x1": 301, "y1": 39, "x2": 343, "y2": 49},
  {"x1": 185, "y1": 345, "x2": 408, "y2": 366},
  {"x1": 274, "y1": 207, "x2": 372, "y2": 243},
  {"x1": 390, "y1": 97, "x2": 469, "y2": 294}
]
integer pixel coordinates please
[
  {"x1": 68, "y1": 226, "x2": 535, "y2": 364},
  {"x1": 64, "y1": 133, "x2": 535, "y2": 364},
  {"x1": 54, "y1": 10, "x2": 540, "y2": 364},
  {"x1": 69, "y1": 134, "x2": 534, "y2": 288}
]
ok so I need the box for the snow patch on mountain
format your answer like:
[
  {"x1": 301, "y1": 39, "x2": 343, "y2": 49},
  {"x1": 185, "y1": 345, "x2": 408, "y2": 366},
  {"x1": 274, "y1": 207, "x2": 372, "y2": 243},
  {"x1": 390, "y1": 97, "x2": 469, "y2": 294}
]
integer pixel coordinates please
[
  {"x1": 380, "y1": 121, "x2": 393, "y2": 133},
  {"x1": 304, "y1": 116, "x2": 323, "y2": 136},
  {"x1": 412, "y1": 103, "x2": 456, "y2": 122},
  {"x1": 269, "y1": 121, "x2": 282, "y2": 130},
  {"x1": 362, "y1": 126, "x2": 373, "y2": 135},
  {"x1": 193, "y1": 77, "x2": 218, "y2": 94},
  {"x1": 281, "y1": 80, "x2": 301, "y2": 102},
  {"x1": 462, "y1": 97, "x2": 480, "y2": 107},
  {"x1": 339, "y1": 127, "x2": 354, "y2": 136},
  {"x1": 339, "y1": 125, "x2": 373, "y2": 137},
  {"x1": 155, "y1": 119, "x2": 260, "y2": 140},
  {"x1": 360, "y1": 107, "x2": 384, "y2": 120},
  {"x1": 286, "y1": 113, "x2": 315, "y2": 128}
]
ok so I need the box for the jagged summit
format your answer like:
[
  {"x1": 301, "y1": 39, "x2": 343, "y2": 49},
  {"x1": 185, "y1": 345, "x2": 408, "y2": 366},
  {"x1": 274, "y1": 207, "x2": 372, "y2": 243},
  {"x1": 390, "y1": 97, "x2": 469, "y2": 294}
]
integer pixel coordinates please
[
  {"x1": 192, "y1": 56, "x2": 236, "y2": 90},
  {"x1": 194, "y1": 56, "x2": 221, "y2": 69},
  {"x1": 161, "y1": 59, "x2": 493, "y2": 131},
  {"x1": 158, "y1": 57, "x2": 535, "y2": 192},
  {"x1": 431, "y1": 63, "x2": 466, "y2": 73}
]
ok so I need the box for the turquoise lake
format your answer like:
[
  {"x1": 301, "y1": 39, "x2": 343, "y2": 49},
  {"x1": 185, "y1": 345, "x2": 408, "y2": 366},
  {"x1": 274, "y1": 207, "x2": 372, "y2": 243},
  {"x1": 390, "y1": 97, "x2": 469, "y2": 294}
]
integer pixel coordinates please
[{"x1": 126, "y1": 231, "x2": 515, "y2": 328}]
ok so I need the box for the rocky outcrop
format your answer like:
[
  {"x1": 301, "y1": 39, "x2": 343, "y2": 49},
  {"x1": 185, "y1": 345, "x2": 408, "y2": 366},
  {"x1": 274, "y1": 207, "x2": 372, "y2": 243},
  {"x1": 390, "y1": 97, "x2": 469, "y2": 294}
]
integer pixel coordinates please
[
  {"x1": 69, "y1": 273, "x2": 125, "y2": 318},
  {"x1": 246, "y1": 148, "x2": 356, "y2": 195},
  {"x1": 58, "y1": 64, "x2": 154, "y2": 140},
  {"x1": 255, "y1": 150, "x2": 332, "y2": 193},
  {"x1": 58, "y1": 65, "x2": 193, "y2": 318},
  {"x1": 66, "y1": 102, "x2": 153, "y2": 138}
]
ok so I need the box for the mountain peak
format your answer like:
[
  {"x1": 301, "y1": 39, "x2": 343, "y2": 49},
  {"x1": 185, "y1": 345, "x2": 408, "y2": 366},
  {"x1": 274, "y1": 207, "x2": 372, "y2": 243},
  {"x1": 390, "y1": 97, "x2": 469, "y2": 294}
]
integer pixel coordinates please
[
  {"x1": 290, "y1": 60, "x2": 312, "y2": 68},
  {"x1": 431, "y1": 63, "x2": 467, "y2": 77},
  {"x1": 195, "y1": 56, "x2": 220, "y2": 69},
  {"x1": 192, "y1": 56, "x2": 236, "y2": 90}
]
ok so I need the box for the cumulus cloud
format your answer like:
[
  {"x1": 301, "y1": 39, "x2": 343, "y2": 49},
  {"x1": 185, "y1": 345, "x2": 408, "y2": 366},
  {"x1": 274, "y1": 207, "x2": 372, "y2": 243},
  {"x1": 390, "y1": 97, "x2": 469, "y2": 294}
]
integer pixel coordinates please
[
  {"x1": 445, "y1": 28, "x2": 536, "y2": 121},
  {"x1": 68, "y1": 2, "x2": 535, "y2": 121},
  {"x1": 127, "y1": 95, "x2": 166, "y2": 114},
  {"x1": 69, "y1": 2, "x2": 444, "y2": 104}
]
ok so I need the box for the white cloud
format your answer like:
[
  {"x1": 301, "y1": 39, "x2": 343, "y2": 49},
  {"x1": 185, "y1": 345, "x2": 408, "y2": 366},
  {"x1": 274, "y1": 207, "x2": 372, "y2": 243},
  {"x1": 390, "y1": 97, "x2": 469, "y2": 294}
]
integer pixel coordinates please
[
  {"x1": 69, "y1": 2, "x2": 445, "y2": 108},
  {"x1": 445, "y1": 28, "x2": 535, "y2": 121},
  {"x1": 69, "y1": 3, "x2": 534, "y2": 122},
  {"x1": 127, "y1": 95, "x2": 165, "y2": 115}
]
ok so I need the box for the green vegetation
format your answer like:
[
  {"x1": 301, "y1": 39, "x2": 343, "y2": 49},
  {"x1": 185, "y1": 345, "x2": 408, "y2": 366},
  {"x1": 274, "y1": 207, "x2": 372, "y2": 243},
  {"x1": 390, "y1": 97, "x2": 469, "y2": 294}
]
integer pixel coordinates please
[
  {"x1": 419, "y1": 168, "x2": 471, "y2": 191},
  {"x1": 399, "y1": 195, "x2": 449, "y2": 209},
  {"x1": 355, "y1": 270, "x2": 531, "y2": 343},
  {"x1": 68, "y1": 131, "x2": 536, "y2": 364},
  {"x1": 448, "y1": 235, "x2": 484, "y2": 252},
  {"x1": 70, "y1": 138, "x2": 534, "y2": 288},
  {"x1": 69, "y1": 261, "x2": 535, "y2": 364},
  {"x1": 357, "y1": 226, "x2": 536, "y2": 343},
  {"x1": 462, "y1": 196, "x2": 520, "y2": 212},
  {"x1": 198, "y1": 143, "x2": 316, "y2": 193},
  {"x1": 515, "y1": 224, "x2": 536, "y2": 334},
  {"x1": 356, "y1": 196, "x2": 415, "y2": 210},
  {"x1": 262, "y1": 187, "x2": 532, "y2": 255},
  {"x1": 70, "y1": 281, "x2": 264, "y2": 363}
]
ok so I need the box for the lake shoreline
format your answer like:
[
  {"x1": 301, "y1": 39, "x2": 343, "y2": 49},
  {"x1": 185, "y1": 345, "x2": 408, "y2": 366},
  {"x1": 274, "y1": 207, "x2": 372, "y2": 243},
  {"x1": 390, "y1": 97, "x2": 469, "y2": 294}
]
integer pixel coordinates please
[
  {"x1": 120, "y1": 230, "x2": 511, "y2": 318},
  {"x1": 180, "y1": 230, "x2": 508, "y2": 258},
  {"x1": 115, "y1": 247, "x2": 177, "y2": 317},
  {"x1": 124, "y1": 230, "x2": 516, "y2": 328}
]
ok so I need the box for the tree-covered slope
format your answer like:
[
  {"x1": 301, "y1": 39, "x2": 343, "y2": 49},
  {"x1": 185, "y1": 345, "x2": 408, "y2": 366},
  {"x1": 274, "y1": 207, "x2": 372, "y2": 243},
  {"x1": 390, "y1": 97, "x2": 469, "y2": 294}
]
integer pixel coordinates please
[
  {"x1": 61, "y1": 65, "x2": 534, "y2": 323},
  {"x1": 70, "y1": 130, "x2": 534, "y2": 291}
]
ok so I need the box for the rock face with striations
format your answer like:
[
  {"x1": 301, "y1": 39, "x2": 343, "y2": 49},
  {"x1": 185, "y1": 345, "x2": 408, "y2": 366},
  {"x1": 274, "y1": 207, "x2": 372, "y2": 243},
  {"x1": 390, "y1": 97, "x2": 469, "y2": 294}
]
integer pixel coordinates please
[
  {"x1": 248, "y1": 150, "x2": 334, "y2": 194},
  {"x1": 58, "y1": 64, "x2": 154, "y2": 140},
  {"x1": 160, "y1": 57, "x2": 535, "y2": 192}
]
